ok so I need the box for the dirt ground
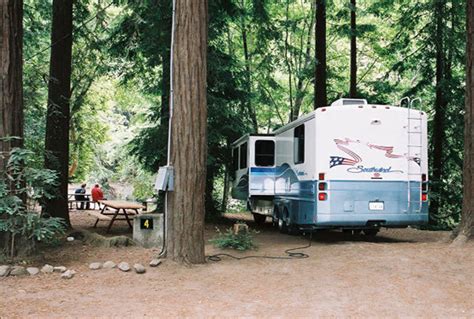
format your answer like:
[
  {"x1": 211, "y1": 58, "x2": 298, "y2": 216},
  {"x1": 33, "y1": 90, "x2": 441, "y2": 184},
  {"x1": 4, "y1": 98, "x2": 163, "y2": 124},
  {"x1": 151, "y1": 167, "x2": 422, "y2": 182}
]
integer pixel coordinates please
[{"x1": 1, "y1": 209, "x2": 473, "y2": 318}]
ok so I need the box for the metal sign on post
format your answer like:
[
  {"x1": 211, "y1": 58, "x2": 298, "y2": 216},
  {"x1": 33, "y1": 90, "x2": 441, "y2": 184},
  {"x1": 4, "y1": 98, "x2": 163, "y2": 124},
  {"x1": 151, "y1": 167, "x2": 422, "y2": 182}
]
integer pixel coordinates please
[{"x1": 155, "y1": 166, "x2": 174, "y2": 191}]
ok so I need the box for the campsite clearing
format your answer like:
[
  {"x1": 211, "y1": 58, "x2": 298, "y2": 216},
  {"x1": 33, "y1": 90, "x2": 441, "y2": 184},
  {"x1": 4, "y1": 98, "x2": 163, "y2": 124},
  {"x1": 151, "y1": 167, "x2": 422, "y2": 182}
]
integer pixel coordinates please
[{"x1": 0, "y1": 212, "x2": 473, "y2": 318}]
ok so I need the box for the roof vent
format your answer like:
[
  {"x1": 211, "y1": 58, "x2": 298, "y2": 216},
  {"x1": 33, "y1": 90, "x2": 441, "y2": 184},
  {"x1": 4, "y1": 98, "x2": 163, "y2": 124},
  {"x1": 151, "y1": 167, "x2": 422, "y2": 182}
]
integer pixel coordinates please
[{"x1": 331, "y1": 98, "x2": 368, "y2": 107}]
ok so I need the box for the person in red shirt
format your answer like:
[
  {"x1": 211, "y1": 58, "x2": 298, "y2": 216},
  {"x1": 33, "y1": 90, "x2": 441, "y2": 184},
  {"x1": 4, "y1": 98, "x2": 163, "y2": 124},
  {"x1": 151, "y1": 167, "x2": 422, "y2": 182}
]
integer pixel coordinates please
[{"x1": 91, "y1": 184, "x2": 105, "y2": 203}]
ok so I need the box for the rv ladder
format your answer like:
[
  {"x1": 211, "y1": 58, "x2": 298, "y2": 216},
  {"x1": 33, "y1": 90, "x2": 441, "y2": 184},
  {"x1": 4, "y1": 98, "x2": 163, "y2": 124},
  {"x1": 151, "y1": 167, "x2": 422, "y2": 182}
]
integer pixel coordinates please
[{"x1": 406, "y1": 97, "x2": 423, "y2": 213}]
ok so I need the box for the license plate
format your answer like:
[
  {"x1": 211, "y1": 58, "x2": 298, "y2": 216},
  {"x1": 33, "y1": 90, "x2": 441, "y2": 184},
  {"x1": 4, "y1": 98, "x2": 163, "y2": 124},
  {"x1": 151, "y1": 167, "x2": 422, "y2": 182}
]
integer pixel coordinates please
[{"x1": 369, "y1": 202, "x2": 384, "y2": 211}]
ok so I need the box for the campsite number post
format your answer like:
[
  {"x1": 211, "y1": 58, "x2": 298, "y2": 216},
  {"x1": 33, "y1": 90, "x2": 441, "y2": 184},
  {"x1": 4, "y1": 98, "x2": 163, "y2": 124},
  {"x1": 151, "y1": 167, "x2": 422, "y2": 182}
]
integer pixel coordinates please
[{"x1": 140, "y1": 217, "x2": 154, "y2": 230}]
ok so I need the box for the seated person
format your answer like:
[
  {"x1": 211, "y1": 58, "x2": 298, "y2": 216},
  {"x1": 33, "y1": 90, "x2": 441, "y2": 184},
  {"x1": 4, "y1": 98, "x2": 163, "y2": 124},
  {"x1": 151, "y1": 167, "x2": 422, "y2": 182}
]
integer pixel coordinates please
[
  {"x1": 91, "y1": 184, "x2": 105, "y2": 203},
  {"x1": 74, "y1": 183, "x2": 90, "y2": 210}
]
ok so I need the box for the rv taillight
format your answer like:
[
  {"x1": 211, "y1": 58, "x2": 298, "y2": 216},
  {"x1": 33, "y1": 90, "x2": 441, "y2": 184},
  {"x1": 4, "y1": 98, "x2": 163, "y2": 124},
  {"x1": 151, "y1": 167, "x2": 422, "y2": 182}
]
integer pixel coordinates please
[
  {"x1": 422, "y1": 193, "x2": 428, "y2": 201},
  {"x1": 422, "y1": 174, "x2": 427, "y2": 182},
  {"x1": 318, "y1": 193, "x2": 327, "y2": 201},
  {"x1": 319, "y1": 173, "x2": 325, "y2": 180},
  {"x1": 318, "y1": 183, "x2": 327, "y2": 191}
]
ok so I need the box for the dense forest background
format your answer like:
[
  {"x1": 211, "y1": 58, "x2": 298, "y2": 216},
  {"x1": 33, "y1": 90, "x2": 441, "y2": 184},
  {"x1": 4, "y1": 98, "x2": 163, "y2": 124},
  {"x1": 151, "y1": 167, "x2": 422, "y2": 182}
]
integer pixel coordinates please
[{"x1": 22, "y1": 0, "x2": 466, "y2": 228}]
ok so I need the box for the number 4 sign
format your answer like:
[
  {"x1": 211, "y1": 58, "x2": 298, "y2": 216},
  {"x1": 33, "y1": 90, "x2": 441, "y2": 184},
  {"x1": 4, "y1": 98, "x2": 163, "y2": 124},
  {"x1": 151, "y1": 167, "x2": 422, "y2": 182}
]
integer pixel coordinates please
[{"x1": 140, "y1": 217, "x2": 154, "y2": 230}]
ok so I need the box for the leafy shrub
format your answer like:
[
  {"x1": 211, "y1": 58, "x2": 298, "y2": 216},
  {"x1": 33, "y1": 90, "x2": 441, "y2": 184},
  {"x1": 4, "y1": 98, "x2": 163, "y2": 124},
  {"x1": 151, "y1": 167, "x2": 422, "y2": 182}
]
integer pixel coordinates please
[
  {"x1": 0, "y1": 147, "x2": 67, "y2": 258},
  {"x1": 209, "y1": 226, "x2": 257, "y2": 251}
]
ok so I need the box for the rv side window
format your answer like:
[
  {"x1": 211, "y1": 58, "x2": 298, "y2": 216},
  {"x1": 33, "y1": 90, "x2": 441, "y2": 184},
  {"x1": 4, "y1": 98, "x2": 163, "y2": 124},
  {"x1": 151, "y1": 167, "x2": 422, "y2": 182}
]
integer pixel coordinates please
[
  {"x1": 294, "y1": 124, "x2": 305, "y2": 164},
  {"x1": 239, "y1": 143, "x2": 247, "y2": 169},
  {"x1": 255, "y1": 140, "x2": 275, "y2": 167},
  {"x1": 232, "y1": 148, "x2": 239, "y2": 172}
]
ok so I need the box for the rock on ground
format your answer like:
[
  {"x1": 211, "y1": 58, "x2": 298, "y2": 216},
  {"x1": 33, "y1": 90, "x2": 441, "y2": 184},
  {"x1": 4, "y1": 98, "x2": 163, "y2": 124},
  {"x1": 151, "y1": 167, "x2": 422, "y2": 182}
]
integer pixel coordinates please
[
  {"x1": 9, "y1": 266, "x2": 27, "y2": 276},
  {"x1": 118, "y1": 262, "x2": 130, "y2": 272},
  {"x1": 61, "y1": 270, "x2": 76, "y2": 279},
  {"x1": 0, "y1": 265, "x2": 11, "y2": 277},
  {"x1": 89, "y1": 262, "x2": 102, "y2": 270},
  {"x1": 134, "y1": 264, "x2": 146, "y2": 274},
  {"x1": 26, "y1": 267, "x2": 40, "y2": 276},
  {"x1": 41, "y1": 264, "x2": 54, "y2": 274},
  {"x1": 149, "y1": 259, "x2": 162, "y2": 267},
  {"x1": 103, "y1": 261, "x2": 116, "y2": 269},
  {"x1": 54, "y1": 266, "x2": 67, "y2": 273}
]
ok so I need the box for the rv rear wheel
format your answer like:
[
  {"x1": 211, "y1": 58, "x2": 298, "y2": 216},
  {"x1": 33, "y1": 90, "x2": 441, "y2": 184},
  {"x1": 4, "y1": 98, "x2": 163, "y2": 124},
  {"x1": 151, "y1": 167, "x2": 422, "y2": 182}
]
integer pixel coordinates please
[
  {"x1": 252, "y1": 213, "x2": 267, "y2": 225},
  {"x1": 278, "y1": 217, "x2": 288, "y2": 234}
]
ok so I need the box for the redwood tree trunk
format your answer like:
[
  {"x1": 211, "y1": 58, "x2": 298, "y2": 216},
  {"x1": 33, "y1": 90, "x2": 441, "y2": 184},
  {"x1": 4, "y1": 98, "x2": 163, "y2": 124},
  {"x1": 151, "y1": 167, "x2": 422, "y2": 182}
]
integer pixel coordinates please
[
  {"x1": 456, "y1": 0, "x2": 474, "y2": 242},
  {"x1": 0, "y1": 0, "x2": 23, "y2": 170},
  {"x1": 0, "y1": 0, "x2": 23, "y2": 255},
  {"x1": 44, "y1": 0, "x2": 73, "y2": 226},
  {"x1": 431, "y1": 0, "x2": 447, "y2": 222},
  {"x1": 349, "y1": 0, "x2": 357, "y2": 97},
  {"x1": 166, "y1": 0, "x2": 208, "y2": 264},
  {"x1": 314, "y1": 0, "x2": 327, "y2": 109}
]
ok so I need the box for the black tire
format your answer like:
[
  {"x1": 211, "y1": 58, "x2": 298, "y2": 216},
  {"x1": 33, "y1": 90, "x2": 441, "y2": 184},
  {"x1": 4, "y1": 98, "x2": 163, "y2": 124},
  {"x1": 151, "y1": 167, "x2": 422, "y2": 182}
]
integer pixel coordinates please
[
  {"x1": 277, "y1": 207, "x2": 289, "y2": 233},
  {"x1": 253, "y1": 213, "x2": 267, "y2": 225},
  {"x1": 363, "y1": 229, "x2": 379, "y2": 237},
  {"x1": 278, "y1": 216, "x2": 289, "y2": 233}
]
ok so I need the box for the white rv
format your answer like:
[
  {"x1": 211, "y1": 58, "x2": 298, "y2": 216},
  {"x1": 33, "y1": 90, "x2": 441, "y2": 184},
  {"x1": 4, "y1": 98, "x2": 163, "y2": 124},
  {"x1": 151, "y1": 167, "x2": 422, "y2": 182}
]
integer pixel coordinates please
[
  {"x1": 232, "y1": 98, "x2": 429, "y2": 235},
  {"x1": 231, "y1": 134, "x2": 276, "y2": 224}
]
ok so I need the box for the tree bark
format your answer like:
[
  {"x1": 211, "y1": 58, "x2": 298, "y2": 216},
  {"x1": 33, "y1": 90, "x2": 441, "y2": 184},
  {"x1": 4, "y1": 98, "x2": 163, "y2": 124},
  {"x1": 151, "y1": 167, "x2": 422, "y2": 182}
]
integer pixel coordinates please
[
  {"x1": 456, "y1": 0, "x2": 474, "y2": 242},
  {"x1": 314, "y1": 0, "x2": 327, "y2": 109},
  {"x1": 44, "y1": 0, "x2": 73, "y2": 227},
  {"x1": 431, "y1": 0, "x2": 448, "y2": 222},
  {"x1": 221, "y1": 165, "x2": 230, "y2": 212},
  {"x1": 349, "y1": 0, "x2": 357, "y2": 98},
  {"x1": 0, "y1": 0, "x2": 23, "y2": 256},
  {"x1": 0, "y1": 0, "x2": 23, "y2": 170},
  {"x1": 166, "y1": 0, "x2": 208, "y2": 264}
]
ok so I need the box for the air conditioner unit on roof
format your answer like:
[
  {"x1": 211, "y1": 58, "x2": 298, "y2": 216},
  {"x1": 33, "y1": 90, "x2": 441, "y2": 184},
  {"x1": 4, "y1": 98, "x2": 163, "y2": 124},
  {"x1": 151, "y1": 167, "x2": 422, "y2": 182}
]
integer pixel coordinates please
[{"x1": 331, "y1": 98, "x2": 368, "y2": 106}]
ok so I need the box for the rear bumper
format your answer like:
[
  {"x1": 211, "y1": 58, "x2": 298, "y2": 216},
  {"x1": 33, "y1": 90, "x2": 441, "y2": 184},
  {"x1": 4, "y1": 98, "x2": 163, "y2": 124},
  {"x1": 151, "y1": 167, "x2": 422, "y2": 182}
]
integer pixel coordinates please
[{"x1": 314, "y1": 212, "x2": 428, "y2": 227}]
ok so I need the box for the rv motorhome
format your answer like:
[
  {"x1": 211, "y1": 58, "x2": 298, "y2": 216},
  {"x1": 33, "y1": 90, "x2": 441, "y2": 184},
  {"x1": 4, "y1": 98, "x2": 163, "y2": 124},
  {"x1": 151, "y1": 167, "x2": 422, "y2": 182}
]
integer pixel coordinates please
[{"x1": 231, "y1": 98, "x2": 429, "y2": 235}]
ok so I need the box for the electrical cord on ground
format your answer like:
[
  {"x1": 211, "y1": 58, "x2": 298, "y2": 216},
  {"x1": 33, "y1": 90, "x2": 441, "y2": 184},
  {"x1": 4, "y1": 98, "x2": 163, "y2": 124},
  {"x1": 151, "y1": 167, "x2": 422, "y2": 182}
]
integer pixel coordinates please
[{"x1": 206, "y1": 231, "x2": 313, "y2": 262}]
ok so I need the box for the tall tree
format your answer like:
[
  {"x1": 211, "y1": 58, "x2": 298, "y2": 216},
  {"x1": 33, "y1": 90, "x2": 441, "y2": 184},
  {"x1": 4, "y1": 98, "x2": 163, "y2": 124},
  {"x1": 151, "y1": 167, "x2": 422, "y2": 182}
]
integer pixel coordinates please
[
  {"x1": 314, "y1": 0, "x2": 327, "y2": 109},
  {"x1": 349, "y1": 0, "x2": 357, "y2": 97},
  {"x1": 0, "y1": 0, "x2": 24, "y2": 170},
  {"x1": 44, "y1": 0, "x2": 73, "y2": 226},
  {"x1": 0, "y1": 0, "x2": 24, "y2": 254},
  {"x1": 430, "y1": 0, "x2": 450, "y2": 221},
  {"x1": 456, "y1": 0, "x2": 474, "y2": 242},
  {"x1": 166, "y1": 0, "x2": 208, "y2": 263}
]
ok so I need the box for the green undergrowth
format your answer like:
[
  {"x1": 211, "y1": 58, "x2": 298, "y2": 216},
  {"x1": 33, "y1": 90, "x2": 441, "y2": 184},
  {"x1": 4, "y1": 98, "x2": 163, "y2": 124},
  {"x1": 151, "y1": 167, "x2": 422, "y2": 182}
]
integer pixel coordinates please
[{"x1": 209, "y1": 226, "x2": 258, "y2": 251}]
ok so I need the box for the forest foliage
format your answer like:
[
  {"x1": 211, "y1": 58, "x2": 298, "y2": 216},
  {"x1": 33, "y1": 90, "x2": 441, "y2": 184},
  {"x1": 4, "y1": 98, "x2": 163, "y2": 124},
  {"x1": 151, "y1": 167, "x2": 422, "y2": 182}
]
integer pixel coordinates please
[{"x1": 21, "y1": 0, "x2": 466, "y2": 228}]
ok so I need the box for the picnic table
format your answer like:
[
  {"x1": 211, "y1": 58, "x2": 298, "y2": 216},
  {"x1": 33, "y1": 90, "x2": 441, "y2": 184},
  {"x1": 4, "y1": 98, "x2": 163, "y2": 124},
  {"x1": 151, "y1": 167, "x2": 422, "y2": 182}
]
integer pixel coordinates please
[{"x1": 90, "y1": 200, "x2": 145, "y2": 233}]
